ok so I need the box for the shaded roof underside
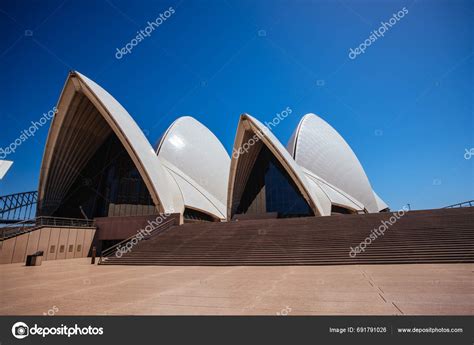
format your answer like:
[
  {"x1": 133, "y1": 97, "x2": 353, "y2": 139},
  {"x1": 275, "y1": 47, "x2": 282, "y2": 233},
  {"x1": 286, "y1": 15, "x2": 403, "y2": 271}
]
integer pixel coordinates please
[
  {"x1": 38, "y1": 72, "x2": 184, "y2": 216},
  {"x1": 228, "y1": 114, "x2": 327, "y2": 217}
]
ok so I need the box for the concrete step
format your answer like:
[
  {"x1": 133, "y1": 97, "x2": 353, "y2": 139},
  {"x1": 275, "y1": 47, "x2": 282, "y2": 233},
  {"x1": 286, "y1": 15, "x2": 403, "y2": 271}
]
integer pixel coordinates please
[{"x1": 99, "y1": 207, "x2": 474, "y2": 266}]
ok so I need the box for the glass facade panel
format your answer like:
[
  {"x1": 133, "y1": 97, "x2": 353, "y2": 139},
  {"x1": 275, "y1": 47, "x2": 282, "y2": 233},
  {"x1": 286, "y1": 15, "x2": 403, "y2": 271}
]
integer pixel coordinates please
[
  {"x1": 183, "y1": 208, "x2": 215, "y2": 222},
  {"x1": 331, "y1": 205, "x2": 354, "y2": 215},
  {"x1": 50, "y1": 133, "x2": 156, "y2": 218},
  {"x1": 236, "y1": 145, "x2": 313, "y2": 218}
]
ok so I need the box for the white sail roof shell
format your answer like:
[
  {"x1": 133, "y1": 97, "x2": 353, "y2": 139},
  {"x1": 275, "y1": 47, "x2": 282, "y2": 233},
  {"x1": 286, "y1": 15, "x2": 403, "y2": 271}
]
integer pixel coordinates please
[
  {"x1": 227, "y1": 114, "x2": 331, "y2": 217},
  {"x1": 301, "y1": 168, "x2": 365, "y2": 212},
  {"x1": 156, "y1": 116, "x2": 230, "y2": 220},
  {"x1": 373, "y1": 190, "x2": 389, "y2": 212},
  {"x1": 288, "y1": 113, "x2": 381, "y2": 213},
  {"x1": 0, "y1": 160, "x2": 13, "y2": 180},
  {"x1": 39, "y1": 72, "x2": 387, "y2": 221},
  {"x1": 38, "y1": 71, "x2": 184, "y2": 215}
]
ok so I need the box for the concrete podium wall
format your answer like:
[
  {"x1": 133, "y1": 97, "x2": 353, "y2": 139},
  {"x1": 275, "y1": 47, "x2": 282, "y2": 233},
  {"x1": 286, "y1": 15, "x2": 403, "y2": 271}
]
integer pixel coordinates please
[
  {"x1": 0, "y1": 227, "x2": 96, "y2": 264},
  {"x1": 94, "y1": 213, "x2": 181, "y2": 241}
]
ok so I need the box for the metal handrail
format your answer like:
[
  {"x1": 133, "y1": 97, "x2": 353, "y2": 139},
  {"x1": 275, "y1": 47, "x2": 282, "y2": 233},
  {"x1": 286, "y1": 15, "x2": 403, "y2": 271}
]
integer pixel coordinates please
[
  {"x1": 0, "y1": 219, "x2": 37, "y2": 241},
  {"x1": 35, "y1": 216, "x2": 94, "y2": 228},
  {"x1": 444, "y1": 200, "x2": 474, "y2": 208},
  {"x1": 1, "y1": 216, "x2": 95, "y2": 241},
  {"x1": 98, "y1": 217, "x2": 177, "y2": 264}
]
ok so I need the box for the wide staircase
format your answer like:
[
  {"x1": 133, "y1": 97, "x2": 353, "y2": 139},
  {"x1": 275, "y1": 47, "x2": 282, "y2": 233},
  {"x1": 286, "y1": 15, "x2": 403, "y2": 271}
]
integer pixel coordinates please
[{"x1": 99, "y1": 207, "x2": 474, "y2": 266}]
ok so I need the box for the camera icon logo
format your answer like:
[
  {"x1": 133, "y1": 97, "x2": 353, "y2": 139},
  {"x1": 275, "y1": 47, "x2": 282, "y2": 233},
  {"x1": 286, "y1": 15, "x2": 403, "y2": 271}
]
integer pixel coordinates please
[{"x1": 12, "y1": 322, "x2": 29, "y2": 339}]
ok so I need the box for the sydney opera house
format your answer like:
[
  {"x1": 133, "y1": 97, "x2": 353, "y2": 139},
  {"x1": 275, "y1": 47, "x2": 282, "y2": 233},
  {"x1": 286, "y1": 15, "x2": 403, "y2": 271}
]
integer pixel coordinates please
[
  {"x1": 3, "y1": 69, "x2": 471, "y2": 269},
  {"x1": 37, "y1": 71, "x2": 388, "y2": 225},
  {"x1": 1, "y1": 71, "x2": 472, "y2": 318}
]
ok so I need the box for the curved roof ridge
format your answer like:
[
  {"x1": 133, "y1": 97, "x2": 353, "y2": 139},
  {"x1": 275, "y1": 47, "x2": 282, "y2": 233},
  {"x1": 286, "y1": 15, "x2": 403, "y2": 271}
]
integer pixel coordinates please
[
  {"x1": 227, "y1": 113, "x2": 330, "y2": 217},
  {"x1": 301, "y1": 167, "x2": 365, "y2": 210},
  {"x1": 290, "y1": 112, "x2": 380, "y2": 212},
  {"x1": 38, "y1": 71, "x2": 184, "y2": 215},
  {"x1": 156, "y1": 115, "x2": 230, "y2": 219},
  {"x1": 159, "y1": 157, "x2": 227, "y2": 219}
]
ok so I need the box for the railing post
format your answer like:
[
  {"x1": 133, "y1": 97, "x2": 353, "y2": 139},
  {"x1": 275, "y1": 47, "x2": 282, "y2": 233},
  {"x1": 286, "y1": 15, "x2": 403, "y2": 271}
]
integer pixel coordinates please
[{"x1": 91, "y1": 246, "x2": 96, "y2": 264}]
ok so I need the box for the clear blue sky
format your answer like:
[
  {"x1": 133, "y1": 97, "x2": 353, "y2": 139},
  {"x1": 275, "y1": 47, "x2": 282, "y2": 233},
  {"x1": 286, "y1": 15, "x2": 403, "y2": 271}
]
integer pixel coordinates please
[{"x1": 1, "y1": 0, "x2": 472, "y2": 211}]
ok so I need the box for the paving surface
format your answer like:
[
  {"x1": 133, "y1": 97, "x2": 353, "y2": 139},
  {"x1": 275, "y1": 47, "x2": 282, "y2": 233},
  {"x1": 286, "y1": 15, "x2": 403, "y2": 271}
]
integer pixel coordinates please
[{"x1": 0, "y1": 258, "x2": 472, "y2": 315}]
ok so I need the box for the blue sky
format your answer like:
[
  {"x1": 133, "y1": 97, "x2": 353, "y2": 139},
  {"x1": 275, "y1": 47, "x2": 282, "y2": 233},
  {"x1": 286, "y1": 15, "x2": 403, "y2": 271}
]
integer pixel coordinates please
[{"x1": 0, "y1": 0, "x2": 472, "y2": 211}]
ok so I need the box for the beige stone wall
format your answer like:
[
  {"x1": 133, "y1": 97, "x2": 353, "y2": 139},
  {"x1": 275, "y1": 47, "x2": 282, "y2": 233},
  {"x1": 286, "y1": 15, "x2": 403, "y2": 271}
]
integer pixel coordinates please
[{"x1": 0, "y1": 227, "x2": 96, "y2": 264}]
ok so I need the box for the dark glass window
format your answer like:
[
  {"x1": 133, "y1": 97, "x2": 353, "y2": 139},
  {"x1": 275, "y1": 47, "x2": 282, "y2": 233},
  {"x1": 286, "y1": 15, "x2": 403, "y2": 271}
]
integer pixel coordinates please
[
  {"x1": 331, "y1": 205, "x2": 354, "y2": 215},
  {"x1": 236, "y1": 145, "x2": 313, "y2": 218},
  {"x1": 184, "y1": 208, "x2": 215, "y2": 222},
  {"x1": 50, "y1": 133, "x2": 156, "y2": 218}
]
